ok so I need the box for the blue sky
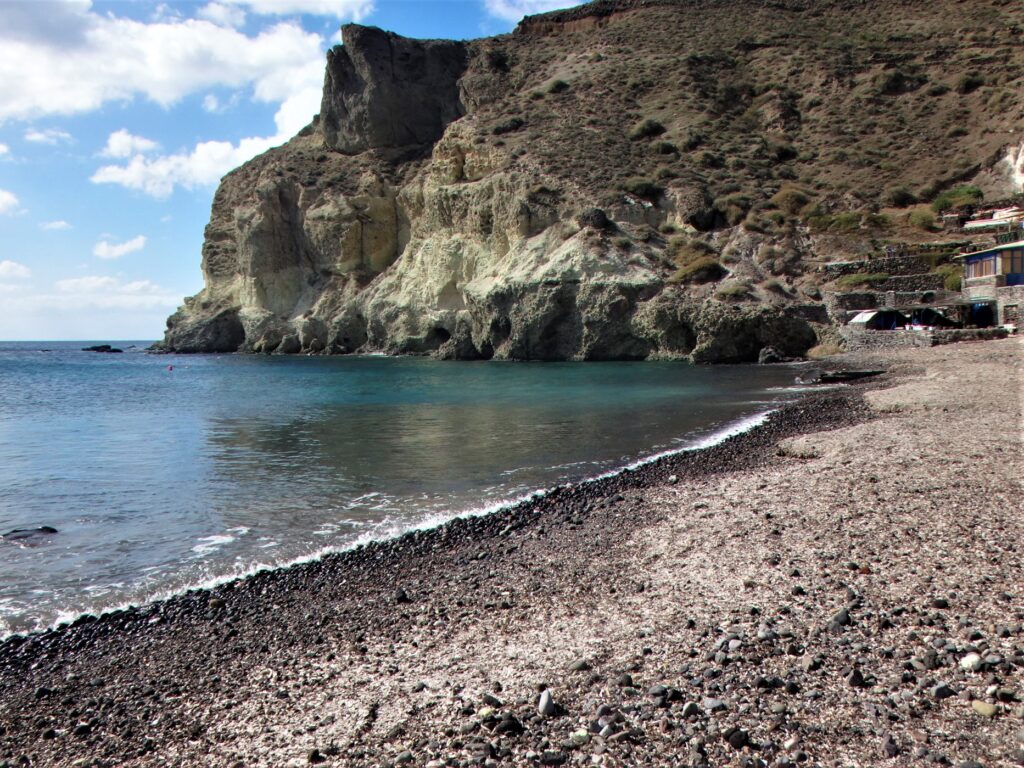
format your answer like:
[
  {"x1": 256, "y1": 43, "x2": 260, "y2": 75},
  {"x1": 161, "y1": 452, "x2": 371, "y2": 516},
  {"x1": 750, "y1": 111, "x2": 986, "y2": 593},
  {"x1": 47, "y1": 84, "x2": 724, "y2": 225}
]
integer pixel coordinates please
[{"x1": 0, "y1": 0, "x2": 582, "y2": 341}]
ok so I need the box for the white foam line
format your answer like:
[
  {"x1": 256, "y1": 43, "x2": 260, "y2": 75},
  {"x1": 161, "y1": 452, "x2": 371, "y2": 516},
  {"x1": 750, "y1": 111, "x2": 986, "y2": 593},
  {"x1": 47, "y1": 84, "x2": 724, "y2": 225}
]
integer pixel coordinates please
[{"x1": 1, "y1": 407, "x2": 778, "y2": 642}]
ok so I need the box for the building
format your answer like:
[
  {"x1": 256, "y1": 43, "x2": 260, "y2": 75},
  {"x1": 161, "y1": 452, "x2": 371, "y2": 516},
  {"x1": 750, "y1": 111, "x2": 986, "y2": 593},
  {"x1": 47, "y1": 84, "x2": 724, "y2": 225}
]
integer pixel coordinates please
[{"x1": 956, "y1": 222, "x2": 1024, "y2": 328}]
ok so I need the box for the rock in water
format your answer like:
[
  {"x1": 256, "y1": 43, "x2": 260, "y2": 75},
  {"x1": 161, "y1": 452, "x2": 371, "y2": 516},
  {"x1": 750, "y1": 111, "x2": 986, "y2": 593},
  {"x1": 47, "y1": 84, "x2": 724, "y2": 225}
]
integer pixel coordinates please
[{"x1": 2, "y1": 526, "x2": 58, "y2": 544}]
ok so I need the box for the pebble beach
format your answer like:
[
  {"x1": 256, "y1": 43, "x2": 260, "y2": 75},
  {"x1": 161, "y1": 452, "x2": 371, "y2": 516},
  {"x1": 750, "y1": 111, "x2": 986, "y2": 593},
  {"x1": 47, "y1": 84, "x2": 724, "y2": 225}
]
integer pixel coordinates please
[{"x1": 0, "y1": 338, "x2": 1021, "y2": 768}]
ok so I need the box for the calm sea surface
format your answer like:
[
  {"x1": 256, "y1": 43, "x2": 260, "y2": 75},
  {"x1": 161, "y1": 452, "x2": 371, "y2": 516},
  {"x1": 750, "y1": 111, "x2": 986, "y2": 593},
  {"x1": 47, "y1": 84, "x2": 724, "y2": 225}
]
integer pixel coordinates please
[{"x1": 0, "y1": 341, "x2": 806, "y2": 636}]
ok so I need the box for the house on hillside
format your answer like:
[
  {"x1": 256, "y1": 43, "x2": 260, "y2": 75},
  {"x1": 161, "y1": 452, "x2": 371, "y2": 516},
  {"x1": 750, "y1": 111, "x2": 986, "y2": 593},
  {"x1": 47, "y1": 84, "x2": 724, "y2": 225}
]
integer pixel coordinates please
[{"x1": 956, "y1": 222, "x2": 1024, "y2": 328}]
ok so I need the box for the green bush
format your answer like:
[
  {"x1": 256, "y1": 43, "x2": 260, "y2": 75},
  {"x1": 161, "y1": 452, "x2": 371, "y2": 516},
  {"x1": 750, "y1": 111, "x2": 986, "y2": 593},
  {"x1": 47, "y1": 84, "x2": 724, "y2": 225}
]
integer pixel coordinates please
[
  {"x1": 834, "y1": 272, "x2": 890, "y2": 289},
  {"x1": 932, "y1": 263, "x2": 962, "y2": 291},
  {"x1": 931, "y1": 185, "x2": 983, "y2": 213},
  {"x1": 629, "y1": 118, "x2": 666, "y2": 140},
  {"x1": 547, "y1": 79, "x2": 570, "y2": 94},
  {"x1": 770, "y1": 184, "x2": 811, "y2": 215},
  {"x1": 669, "y1": 237, "x2": 716, "y2": 266},
  {"x1": 955, "y1": 73, "x2": 985, "y2": 95},
  {"x1": 715, "y1": 280, "x2": 752, "y2": 299},
  {"x1": 886, "y1": 187, "x2": 917, "y2": 207},
  {"x1": 908, "y1": 209, "x2": 935, "y2": 231},
  {"x1": 669, "y1": 257, "x2": 727, "y2": 284},
  {"x1": 623, "y1": 177, "x2": 662, "y2": 200}
]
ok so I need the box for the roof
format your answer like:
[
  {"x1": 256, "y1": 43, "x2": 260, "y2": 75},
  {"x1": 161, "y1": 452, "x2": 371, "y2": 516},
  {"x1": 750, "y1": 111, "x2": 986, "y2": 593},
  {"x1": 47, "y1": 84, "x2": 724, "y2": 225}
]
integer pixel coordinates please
[
  {"x1": 954, "y1": 239, "x2": 1024, "y2": 260},
  {"x1": 849, "y1": 311, "x2": 877, "y2": 324}
]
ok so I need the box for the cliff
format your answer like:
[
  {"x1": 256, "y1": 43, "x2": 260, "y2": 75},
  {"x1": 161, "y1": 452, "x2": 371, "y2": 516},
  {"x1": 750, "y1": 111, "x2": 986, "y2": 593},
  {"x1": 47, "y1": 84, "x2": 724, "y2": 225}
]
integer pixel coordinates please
[{"x1": 160, "y1": 0, "x2": 1024, "y2": 361}]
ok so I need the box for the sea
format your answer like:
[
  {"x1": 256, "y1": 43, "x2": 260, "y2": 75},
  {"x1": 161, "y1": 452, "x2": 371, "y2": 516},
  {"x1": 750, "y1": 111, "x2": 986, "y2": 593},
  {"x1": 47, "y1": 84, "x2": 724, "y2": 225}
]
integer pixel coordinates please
[{"x1": 0, "y1": 341, "x2": 810, "y2": 638}]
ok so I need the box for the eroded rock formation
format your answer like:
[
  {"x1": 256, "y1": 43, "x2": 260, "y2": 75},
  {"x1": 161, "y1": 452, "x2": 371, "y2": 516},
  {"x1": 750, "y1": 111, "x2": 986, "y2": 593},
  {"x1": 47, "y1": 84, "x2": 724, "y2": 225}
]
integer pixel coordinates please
[{"x1": 160, "y1": 0, "x2": 1023, "y2": 361}]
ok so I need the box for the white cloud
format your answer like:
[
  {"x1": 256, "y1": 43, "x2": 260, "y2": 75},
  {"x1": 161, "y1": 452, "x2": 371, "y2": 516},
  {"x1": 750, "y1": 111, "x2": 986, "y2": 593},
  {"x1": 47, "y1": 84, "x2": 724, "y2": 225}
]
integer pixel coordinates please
[
  {"x1": 198, "y1": 2, "x2": 248, "y2": 27},
  {"x1": 484, "y1": 0, "x2": 586, "y2": 22},
  {"x1": 41, "y1": 220, "x2": 72, "y2": 231},
  {"x1": 93, "y1": 235, "x2": 147, "y2": 260},
  {"x1": 0, "y1": 260, "x2": 32, "y2": 279},
  {"x1": 24, "y1": 128, "x2": 72, "y2": 144},
  {"x1": 224, "y1": 0, "x2": 374, "y2": 18},
  {"x1": 0, "y1": 143, "x2": 8, "y2": 155},
  {"x1": 0, "y1": 284, "x2": 16, "y2": 294},
  {"x1": 0, "y1": 189, "x2": 20, "y2": 215},
  {"x1": 0, "y1": 5, "x2": 345, "y2": 123},
  {"x1": 100, "y1": 129, "x2": 158, "y2": 159},
  {"x1": 48, "y1": 275, "x2": 180, "y2": 310},
  {"x1": 92, "y1": 67, "x2": 322, "y2": 197}
]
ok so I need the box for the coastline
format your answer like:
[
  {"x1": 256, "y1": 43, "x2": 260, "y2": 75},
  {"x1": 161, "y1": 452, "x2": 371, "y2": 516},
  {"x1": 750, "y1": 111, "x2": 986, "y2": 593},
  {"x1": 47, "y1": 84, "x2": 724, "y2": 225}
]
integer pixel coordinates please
[{"x1": 1, "y1": 338, "x2": 1021, "y2": 767}]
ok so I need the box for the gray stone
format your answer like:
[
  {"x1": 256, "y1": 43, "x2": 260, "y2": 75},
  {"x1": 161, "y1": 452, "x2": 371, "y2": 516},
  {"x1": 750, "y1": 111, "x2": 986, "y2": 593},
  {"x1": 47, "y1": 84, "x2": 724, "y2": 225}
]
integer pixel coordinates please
[{"x1": 538, "y1": 689, "x2": 556, "y2": 716}]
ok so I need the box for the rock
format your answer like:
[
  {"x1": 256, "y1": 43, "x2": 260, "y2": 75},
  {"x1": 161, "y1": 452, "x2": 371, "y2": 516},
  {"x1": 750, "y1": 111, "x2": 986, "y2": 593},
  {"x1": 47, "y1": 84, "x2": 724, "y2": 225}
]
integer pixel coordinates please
[
  {"x1": 1007, "y1": 748, "x2": 1024, "y2": 765},
  {"x1": 81, "y1": 344, "x2": 123, "y2": 353},
  {"x1": 758, "y1": 346, "x2": 785, "y2": 364},
  {"x1": 538, "y1": 689, "x2": 556, "y2": 716},
  {"x1": 395, "y1": 751, "x2": 414, "y2": 764},
  {"x1": 702, "y1": 698, "x2": 727, "y2": 713},
  {"x1": 616, "y1": 673, "x2": 634, "y2": 687},
  {"x1": 828, "y1": 608, "x2": 852, "y2": 631},
  {"x1": 960, "y1": 652, "x2": 983, "y2": 672},
  {"x1": 682, "y1": 701, "x2": 702, "y2": 717},
  {"x1": 846, "y1": 669, "x2": 866, "y2": 688},
  {"x1": 971, "y1": 700, "x2": 997, "y2": 718},
  {"x1": 931, "y1": 597, "x2": 950, "y2": 609},
  {"x1": 569, "y1": 658, "x2": 591, "y2": 672},
  {"x1": 321, "y1": 25, "x2": 467, "y2": 153},
  {"x1": 725, "y1": 728, "x2": 749, "y2": 750},
  {"x1": 957, "y1": 762, "x2": 984, "y2": 768},
  {"x1": 881, "y1": 734, "x2": 900, "y2": 758},
  {"x1": 817, "y1": 370, "x2": 885, "y2": 383},
  {"x1": 540, "y1": 750, "x2": 567, "y2": 765},
  {"x1": 932, "y1": 683, "x2": 956, "y2": 700},
  {"x1": 394, "y1": 588, "x2": 411, "y2": 604},
  {"x1": 73, "y1": 723, "x2": 91, "y2": 737},
  {"x1": 307, "y1": 749, "x2": 326, "y2": 764},
  {"x1": 3, "y1": 526, "x2": 58, "y2": 543}
]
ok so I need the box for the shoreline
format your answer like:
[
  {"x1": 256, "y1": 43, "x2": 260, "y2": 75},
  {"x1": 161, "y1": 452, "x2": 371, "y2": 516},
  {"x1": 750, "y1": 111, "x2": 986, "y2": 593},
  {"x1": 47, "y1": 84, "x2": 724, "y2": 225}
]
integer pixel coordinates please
[
  {"x1": 0, "y1": 379, "x2": 836, "y2": 652},
  {"x1": 0, "y1": 373, "x2": 805, "y2": 643},
  {"x1": 1, "y1": 339, "x2": 1021, "y2": 768}
]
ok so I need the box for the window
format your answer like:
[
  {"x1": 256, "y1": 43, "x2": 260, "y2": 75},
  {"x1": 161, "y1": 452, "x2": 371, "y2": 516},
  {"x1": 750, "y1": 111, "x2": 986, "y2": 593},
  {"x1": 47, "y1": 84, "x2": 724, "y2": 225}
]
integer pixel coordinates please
[
  {"x1": 967, "y1": 257, "x2": 996, "y2": 279},
  {"x1": 1004, "y1": 249, "x2": 1024, "y2": 275}
]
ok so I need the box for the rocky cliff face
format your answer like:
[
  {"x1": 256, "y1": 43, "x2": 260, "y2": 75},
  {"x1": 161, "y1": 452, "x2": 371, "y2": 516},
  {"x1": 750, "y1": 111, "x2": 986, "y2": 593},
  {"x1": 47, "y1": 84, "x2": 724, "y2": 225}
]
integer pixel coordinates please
[{"x1": 161, "y1": 0, "x2": 1024, "y2": 361}]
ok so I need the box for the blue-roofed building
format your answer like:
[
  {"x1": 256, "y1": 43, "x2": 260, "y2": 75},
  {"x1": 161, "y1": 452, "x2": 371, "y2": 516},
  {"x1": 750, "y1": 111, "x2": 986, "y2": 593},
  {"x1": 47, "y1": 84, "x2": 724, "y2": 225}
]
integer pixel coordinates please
[{"x1": 956, "y1": 221, "x2": 1024, "y2": 328}]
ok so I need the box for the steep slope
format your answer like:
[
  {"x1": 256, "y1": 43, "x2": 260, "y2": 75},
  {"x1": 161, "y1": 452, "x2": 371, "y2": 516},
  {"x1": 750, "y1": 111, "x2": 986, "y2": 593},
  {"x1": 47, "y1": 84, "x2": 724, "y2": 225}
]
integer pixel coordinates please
[{"x1": 160, "y1": 0, "x2": 1024, "y2": 361}]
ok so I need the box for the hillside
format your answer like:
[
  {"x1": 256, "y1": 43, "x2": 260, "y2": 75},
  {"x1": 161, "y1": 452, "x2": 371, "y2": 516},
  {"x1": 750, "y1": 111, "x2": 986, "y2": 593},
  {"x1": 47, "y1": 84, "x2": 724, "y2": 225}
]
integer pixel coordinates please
[{"x1": 159, "y1": 0, "x2": 1024, "y2": 361}]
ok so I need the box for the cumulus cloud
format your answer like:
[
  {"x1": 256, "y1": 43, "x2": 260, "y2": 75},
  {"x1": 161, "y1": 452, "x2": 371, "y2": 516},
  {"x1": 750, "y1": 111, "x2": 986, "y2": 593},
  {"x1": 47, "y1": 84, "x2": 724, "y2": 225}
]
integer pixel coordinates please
[
  {"x1": 197, "y1": 2, "x2": 248, "y2": 27},
  {"x1": 93, "y1": 235, "x2": 147, "y2": 260},
  {"x1": 0, "y1": 260, "x2": 32, "y2": 279},
  {"x1": 100, "y1": 129, "x2": 159, "y2": 159},
  {"x1": 24, "y1": 128, "x2": 72, "y2": 144},
  {"x1": 0, "y1": 6, "x2": 331, "y2": 123},
  {"x1": 0, "y1": 189, "x2": 20, "y2": 215},
  {"x1": 92, "y1": 59, "x2": 323, "y2": 197},
  {"x1": 224, "y1": 0, "x2": 374, "y2": 18},
  {"x1": 483, "y1": 0, "x2": 586, "y2": 22},
  {"x1": 41, "y1": 220, "x2": 72, "y2": 231},
  {"x1": 0, "y1": 143, "x2": 8, "y2": 155},
  {"x1": 48, "y1": 275, "x2": 181, "y2": 310}
]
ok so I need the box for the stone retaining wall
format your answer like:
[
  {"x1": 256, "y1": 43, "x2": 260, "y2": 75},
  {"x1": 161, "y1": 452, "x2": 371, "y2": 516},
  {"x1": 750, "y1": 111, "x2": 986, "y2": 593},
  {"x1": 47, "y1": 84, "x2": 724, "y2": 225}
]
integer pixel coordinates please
[{"x1": 841, "y1": 326, "x2": 1010, "y2": 350}]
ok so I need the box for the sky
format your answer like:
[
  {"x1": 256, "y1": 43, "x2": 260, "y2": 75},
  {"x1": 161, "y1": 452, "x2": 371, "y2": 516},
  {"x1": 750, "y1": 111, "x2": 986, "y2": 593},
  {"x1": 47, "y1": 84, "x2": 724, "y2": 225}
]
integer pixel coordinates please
[{"x1": 0, "y1": 0, "x2": 585, "y2": 341}]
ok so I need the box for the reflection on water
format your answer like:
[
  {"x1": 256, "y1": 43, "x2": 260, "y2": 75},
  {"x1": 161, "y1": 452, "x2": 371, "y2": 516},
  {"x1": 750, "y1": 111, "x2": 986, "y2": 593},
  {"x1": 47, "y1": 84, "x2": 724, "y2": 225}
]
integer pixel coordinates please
[{"x1": 0, "y1": 343, "x2": 803, "y2": 636}]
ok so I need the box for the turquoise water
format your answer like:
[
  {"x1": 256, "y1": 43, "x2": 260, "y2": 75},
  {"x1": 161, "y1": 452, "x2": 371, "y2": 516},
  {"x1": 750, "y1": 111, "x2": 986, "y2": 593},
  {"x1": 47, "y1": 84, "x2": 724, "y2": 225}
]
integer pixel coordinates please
[{"x1": 0, "y1": 342, "x2": 804, "y2": 636}]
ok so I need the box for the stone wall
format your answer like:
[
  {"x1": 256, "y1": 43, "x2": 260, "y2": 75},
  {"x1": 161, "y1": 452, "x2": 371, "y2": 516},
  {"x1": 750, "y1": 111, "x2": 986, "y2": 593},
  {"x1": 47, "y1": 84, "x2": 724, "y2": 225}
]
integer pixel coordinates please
[
  {"x1": 841, "y1": 326, "x2": 1010, "y2": 350},
  {"x1": 822, "y1": 255, "x2": 932, "y2": 278},
  {"x1": 877, "y1": 274, "x2": 945, "y2": 292}
]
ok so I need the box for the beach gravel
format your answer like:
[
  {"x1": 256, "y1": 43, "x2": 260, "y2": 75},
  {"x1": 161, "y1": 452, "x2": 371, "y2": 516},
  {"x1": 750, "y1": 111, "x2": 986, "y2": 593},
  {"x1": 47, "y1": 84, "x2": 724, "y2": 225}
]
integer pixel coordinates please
[{"x1": 0, "y1": 338, "x2": 1021, "y2": 766}]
